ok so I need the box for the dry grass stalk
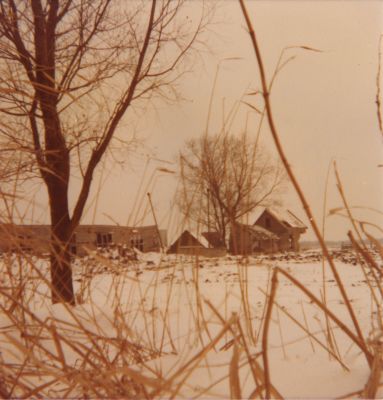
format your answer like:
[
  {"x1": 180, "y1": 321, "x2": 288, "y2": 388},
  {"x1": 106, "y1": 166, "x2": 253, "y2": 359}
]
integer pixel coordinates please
[
  {"x1": 256, "y1": 266, "x2": 272, "y2": 343},
  {"x1": 276, "y1": 305, "x2": 287, "y2": 359},
  {"x1": 320, "y1": 289, "x2": 344, "y2": 364},
  {"x1": 362, "y1": 339, "x2": 382, "y2": 399},
  {"x1": 237, "y1": 258, "x2": 256, "y2": 345},
  {"x1": 229, "y1": 333, "x2": 242, "y2": 399},
  {"x1": 334, "y1": 161, "x2": 365, "y2": 245},
  {"x1": 300, "y1": 300, "x2": 315, "y2": 354},
  {"x1": 321, "y1": 161, "x2": 341, "y2": 360},
  {"x1": 261, "y1": 268, "x2": 278, "y2": 399}
]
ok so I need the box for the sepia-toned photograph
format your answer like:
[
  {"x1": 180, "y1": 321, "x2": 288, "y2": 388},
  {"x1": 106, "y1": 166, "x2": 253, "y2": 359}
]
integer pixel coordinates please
[{"x1": 0, "y1": 1, "x2": 382, "y2": 398}]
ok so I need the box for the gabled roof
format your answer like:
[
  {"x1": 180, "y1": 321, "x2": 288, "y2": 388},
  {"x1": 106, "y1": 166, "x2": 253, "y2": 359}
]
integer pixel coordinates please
[
  {"x1": 254, "y1": 207, "x2": 307, "y2": 230},
  {"x1": 167, "y1": 229, "x2": 209, "y2": 252}
]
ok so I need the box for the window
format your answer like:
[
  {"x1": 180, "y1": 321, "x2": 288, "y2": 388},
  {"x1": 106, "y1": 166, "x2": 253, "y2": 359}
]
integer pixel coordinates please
[
  {"x1": 17, "y1": 235, "x2": 32, "y2": 252},
  {"x1": 96, "y1": 232, "x2": 113, "y2": 247},
  {"x1": 131, "y1": 236, "x2": 144, "y2": 251}
]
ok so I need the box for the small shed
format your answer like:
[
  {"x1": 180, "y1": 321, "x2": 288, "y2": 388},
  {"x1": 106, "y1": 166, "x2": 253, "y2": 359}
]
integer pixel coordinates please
[
  {"x1": 167, "y1": 230, "x2": 226, "y2": 257},
  {"x1": 229, "y1": 223, "x2": 279, "y2": 255},
  {"x1": 167, "y1": 230, "x2": 207, "y2": 256}
]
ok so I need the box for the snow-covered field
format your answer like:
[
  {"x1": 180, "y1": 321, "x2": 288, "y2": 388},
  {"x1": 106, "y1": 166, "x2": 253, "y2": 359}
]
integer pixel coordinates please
[{"x1": 0, "y1": 249, "x2": 381, "y2": 398}]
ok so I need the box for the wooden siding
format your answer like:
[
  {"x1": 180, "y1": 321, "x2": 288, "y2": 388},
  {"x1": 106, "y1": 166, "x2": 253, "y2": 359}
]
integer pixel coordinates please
[{"x1": 229, "y1": 223, "x2": 279, "y2": 255}]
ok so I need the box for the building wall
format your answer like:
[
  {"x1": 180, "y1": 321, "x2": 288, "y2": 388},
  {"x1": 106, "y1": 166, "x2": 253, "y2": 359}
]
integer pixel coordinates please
[
  {"x1": 229, "y1": 228, "x2": 252, "y2": 255},
  {"x1": 0, "y1": 224, "x2": 51, "y2": 254},
  {"x1": 229, "y1": 226, "x2": 277, "y2": 255},
  {"x1": 0, "y1": 224, "x2": 167, "y2": 255},
  {"x1": 68, "y1": 225, "x2": 167, "y2": 255}
]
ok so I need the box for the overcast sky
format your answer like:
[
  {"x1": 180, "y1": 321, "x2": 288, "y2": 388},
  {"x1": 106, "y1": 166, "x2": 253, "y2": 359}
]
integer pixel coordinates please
[{"x1": 28, "y1": 1, "x2": 383, "y2": 242}]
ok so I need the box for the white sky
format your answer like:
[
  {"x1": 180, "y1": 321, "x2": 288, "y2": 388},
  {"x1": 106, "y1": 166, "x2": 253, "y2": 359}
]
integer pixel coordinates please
[{"x1": 21, "y1": 1, "x2": 383, "y2": 242}]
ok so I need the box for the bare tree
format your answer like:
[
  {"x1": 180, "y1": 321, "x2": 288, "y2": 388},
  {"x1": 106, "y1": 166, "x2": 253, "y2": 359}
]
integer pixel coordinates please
[
  {"x1": 0, "y1": 0, "x2": 208, "y2": 304},
  {"x1": 178, "y1": 133, "x2": 286, "y2": 246}
]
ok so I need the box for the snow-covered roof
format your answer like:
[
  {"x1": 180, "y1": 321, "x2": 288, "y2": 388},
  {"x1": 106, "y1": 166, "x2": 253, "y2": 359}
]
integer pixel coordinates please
[
  {"x1": 254, "y1": 207, "x2": 307, "y2": 230},
  {"x1": 169, "y1": 229, "x2": 209, "y2": 249},
  {"x1": 268, "y1": 208, "x2": 307, "y2": 229}
]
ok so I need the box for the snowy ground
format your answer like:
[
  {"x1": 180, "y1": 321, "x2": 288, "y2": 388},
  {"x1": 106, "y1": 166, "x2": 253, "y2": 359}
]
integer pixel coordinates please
[{"x1": 0, "y1": 249, "x2": 381, "y2": 398}]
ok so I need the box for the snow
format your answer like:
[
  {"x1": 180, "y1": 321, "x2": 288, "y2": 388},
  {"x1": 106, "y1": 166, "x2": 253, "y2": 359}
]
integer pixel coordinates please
[
  {"x1": 0, "y1": 249, "x2": 381, "y2": 398},
  {"x1": 252, "y1": 206, "x2": 307, "y2": 229},
  {"x1": 266, "y1": 207, "x2": 307, "y2": 229}
]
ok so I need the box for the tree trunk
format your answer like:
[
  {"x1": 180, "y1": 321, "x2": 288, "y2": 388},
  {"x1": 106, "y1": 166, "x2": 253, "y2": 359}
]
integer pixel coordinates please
[
  {"x1": 50, "y1": 241, "x2": 74, "y2": 305},
  {"x1": 48, "y1": 179, "x2": 75, "y2": 305},
  {"x1": 221, "y1": 225, "x2": 227, "y2": 251}
]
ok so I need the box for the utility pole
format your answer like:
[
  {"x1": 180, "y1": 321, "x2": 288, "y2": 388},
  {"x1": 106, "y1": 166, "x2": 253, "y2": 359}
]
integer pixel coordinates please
[{"x1": 147, "y1": 192, "x2": 164, "y2": 252}]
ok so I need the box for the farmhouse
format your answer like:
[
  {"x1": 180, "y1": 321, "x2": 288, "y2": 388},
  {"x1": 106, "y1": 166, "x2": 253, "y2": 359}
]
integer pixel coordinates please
[
  {"x1": 0, "y1": 224, "x2": 167, "y2": 256},
  {"x1": 254, "y1": 208, "x2": 307, "y2": 252},
  {"x1": 229, "y1": 207, "x2": 307, "y2": 255}
]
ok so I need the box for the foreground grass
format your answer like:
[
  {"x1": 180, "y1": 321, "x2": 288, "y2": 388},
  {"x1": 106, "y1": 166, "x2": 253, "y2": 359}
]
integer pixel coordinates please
[{"x1": 0, "y1": 247, "x2": 381, "y2": 398}]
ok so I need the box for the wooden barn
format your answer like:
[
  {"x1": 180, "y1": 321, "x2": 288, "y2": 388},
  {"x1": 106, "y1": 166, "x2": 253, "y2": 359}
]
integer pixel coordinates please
[{"x1": 254, "y1": 208, "x2": 307, "y2": 252}]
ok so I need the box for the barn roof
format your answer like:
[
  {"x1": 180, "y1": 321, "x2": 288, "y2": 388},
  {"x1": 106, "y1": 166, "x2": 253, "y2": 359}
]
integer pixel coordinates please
[
  {"x1": 254, "y1": 207, "x2": 307, "y2": 230},
  {"x1": 269, "y1": 208, "x2": 307, "y2": 229},
  {"x1": 167, "y1": 229, "x2": 209, "y2": 252}
]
